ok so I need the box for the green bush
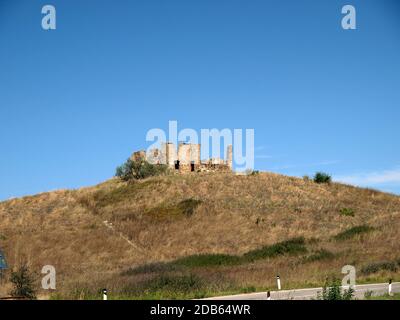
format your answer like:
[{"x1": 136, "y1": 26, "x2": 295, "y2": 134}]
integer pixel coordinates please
[
  {"x1": 115, "y1": 158, "x2": 168, "y2": 181},
  {"x1": 303, "y1": 249, "x2": 335, "y2": 263},
  {"x1": 242, "y1": 237, "x2": 307, "y2": 262},
  {"x1": 320, "y1": 278, "x2": 354, "y2": 300},
  {"x1": 313, "y1": 172, "x2": 332, "y2": 184},
  {"x1": 361, "y1": 261, "x2": 398, "y2": 275},
  {"x1": 334, "y1": 225, "x2": 374, "y2": 241},
  {"x1": 10, "y1": 264, "x2": 36, "y2": 299},
  {"x1": 340, "y1": 208, "x2": 355, "y2": 217},
  {"x1": 121, "y1": 262, "x2": 179, "y2": 276}
]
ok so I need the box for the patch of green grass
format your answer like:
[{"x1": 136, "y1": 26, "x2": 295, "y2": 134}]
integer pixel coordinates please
[
  {"x1": 242, "y1": 237, "x2": 307, "y2": 262},
  {"x1": 121, "y1": 262, "x2": 180, "y2": 276},
  {"x1": 146, "y1": 198, "x2": 202, "y2": 219},
  {"x1": 174, "y1": 254, "x2": 242, "y2": 267},
  {"x1": 60, "y1": 272, "x2": 263, "y2": 300},
  {"x1": 90, "y1": 179, "x2": 168, "y2": 208},
  {"x1": 116, "y1": 274, "x2": 236, "y2": 300},
  {"x1": 365, "y1": 293, "x2": 400, "y2": 300},
  {"x1": 126, "y1": 237, "x2": 308, "y2": 274},
  {"x1": 239, "y1": 286, "x2": 257, "y2": 293},
  {"x1": 333, "y1": 225, "x2": 374, "y2": 241},
  {"x1": 302, "y1": 249, "x2": 335, "y2": 263},
  {"x1": 340, "y1": 208, "x2": 355, "y2": 217},
  {"x1": 145, "y1": 274, "x2": 204, "y2": 294}
]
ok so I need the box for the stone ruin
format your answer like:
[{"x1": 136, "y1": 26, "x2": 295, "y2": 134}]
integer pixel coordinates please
[{"x1": 131, "y1": 142, "x2": 233, "y2": 173}]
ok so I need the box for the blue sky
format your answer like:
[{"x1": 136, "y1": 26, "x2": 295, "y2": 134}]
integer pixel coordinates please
[{"x1": 0, "y1": 0, "x2": 399, "y2": 200}]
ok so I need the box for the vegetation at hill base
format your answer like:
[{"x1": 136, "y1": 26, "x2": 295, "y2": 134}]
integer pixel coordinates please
[{"x1": 9, "y1": 264, "x2": 37, "y2": 299}]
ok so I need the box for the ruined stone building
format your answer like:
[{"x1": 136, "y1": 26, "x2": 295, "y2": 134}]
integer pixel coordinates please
[{"x1": 131, "y1": 143, "x2": 233, "y2": 173}]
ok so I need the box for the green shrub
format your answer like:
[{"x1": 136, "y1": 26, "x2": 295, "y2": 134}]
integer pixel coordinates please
[
  {"x1": 320, "y1": 278, "x2": 354, "y2": 300},
  {"x1": 115, "y1": 158, "x2": 168, "y2": 181},
  {"x1": 243, "y1": 237, "x2": 307, "y2": 262},
  {"x1": 340, "y1": 208, "x2": 355, "y2": 217},
  {"x1": 361, "y1": 261, "x2": 398, "y2": 275},
  {"x1": 10, "y1": 264, "x2": 37, "y2": 299},
  {"x1": 313, "y1": 172, "x2": 332, "y2": 184},
  {"x1": 334, "y1": 225, "x2": 374, "y2": 241},
  {"x1": 121, "y1": 262, "x2": 179, "y2": 276}
]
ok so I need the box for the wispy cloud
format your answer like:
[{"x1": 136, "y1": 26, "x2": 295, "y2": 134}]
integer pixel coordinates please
[
  {"x1": 254, "y1": 146, "x2": 274, "y2": 160},
  {"x1": 254, "y1": 146, "x2": 266, "y2": 151},
  {"x1": 336, "y1": 167, "x2": 400, "y2": 186},
  {"x1": 255, "y1": 154, "x2": 273, "y2": 159},
  {"x1": 271, "y1": 160, "x2": 340, "y2": 170}
]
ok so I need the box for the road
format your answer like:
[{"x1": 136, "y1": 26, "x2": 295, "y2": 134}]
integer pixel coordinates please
[{"x1": 203, "y1": 282, "x2": 400, "y2": 300}]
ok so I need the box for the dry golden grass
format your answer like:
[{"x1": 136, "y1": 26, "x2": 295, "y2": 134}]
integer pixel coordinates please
[{"x1": 0, "y1": 172, "x2": 400, "y2": 298}]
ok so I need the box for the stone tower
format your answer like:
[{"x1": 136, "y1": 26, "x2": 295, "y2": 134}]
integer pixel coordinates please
[
  {"x1": 226, "y1": 145, "x2": 233, "y2": 170},
  {"x1": 162, "y1": 142, "x2": 177, "y2": 168},
  {"x1": 190, "y1": 143, "x2": 201, "y2": 165}
]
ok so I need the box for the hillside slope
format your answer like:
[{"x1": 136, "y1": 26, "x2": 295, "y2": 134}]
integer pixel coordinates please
[{"x1": 1, "y1": 172, "x2": 400, "y2": 298}]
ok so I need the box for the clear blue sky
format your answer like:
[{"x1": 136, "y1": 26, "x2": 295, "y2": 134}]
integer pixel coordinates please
[{"x1": 0, "y1": 0, "x2": 399, "y2": 200}]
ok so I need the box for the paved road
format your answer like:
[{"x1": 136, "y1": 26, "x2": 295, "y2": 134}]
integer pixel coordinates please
[{"x1": 203, "y1": 282, "x2": 400, "y2": 300}]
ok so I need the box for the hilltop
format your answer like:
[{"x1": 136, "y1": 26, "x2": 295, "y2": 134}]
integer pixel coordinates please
[{"x1": 1, "y1": 172, "x2": 400, "y2": 299}]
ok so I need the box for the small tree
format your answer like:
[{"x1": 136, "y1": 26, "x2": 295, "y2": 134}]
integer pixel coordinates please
[
  {"x1": 320, "y1": 277, "x2": 354, "y2": 300},
  {"x1": 10, "y1": 264, "x2": 37, "y2": 299},
  {"x1": 116, "y1": 158, "x2": 167, "y2": 181},
  {"x1": 313, "y1": 172, "x2": 332, "y2": 184},
  {"x1": 115, "y1": 159, "x2": 135, "y2": 181}
]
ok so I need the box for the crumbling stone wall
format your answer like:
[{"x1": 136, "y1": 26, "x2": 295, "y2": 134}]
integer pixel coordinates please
[{"x1": 131, "y1": 143, "x2": 232, "y2": 173}]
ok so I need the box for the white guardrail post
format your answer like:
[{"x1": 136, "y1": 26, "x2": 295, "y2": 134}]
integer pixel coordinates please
[{"x1": 276, "y1": 275, "x2": 281, "y2": 291}]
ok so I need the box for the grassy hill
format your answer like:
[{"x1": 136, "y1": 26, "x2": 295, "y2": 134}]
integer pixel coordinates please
[{"x1": 1, "y1": 172, "x2": 400, "y2": 299}]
